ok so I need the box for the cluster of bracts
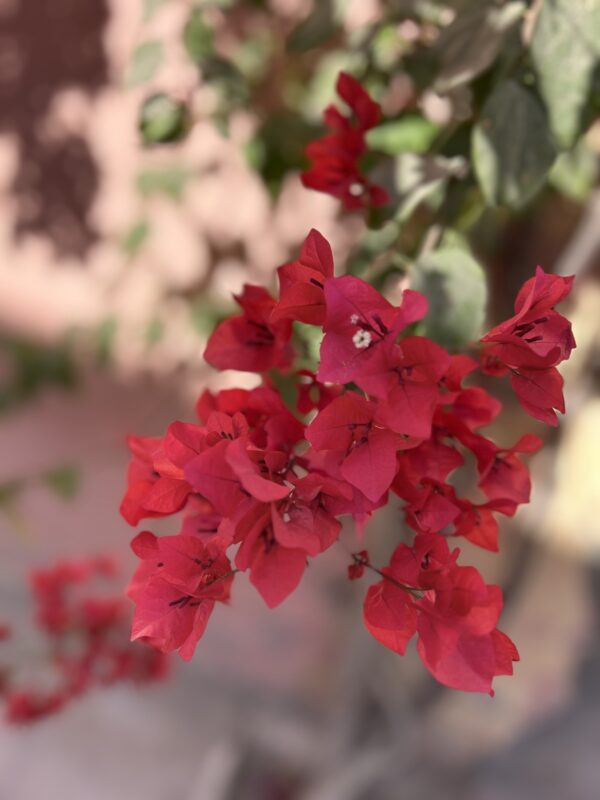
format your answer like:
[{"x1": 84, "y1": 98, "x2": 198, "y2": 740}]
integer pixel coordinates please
[
  {"x1": 121, "y1": 218, "x2": 575, "y2": 693},
  {"x1": 0, "y1": 557, "x2": 168, "y2": 723}
]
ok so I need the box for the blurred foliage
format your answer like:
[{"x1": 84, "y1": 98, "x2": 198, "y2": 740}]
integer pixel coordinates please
[
  {"x1": 5, "y1": 0, "x2": 600, "y2": 418},
  {"x1": 126, "y1": 41, "x2": 163, "y2": 87},
  {"x1": 139, "y1": 94, "x2": 188, "y2": 145},
  {"x1": 0, "y1": 335, "x2": 77, "y2": 415}
]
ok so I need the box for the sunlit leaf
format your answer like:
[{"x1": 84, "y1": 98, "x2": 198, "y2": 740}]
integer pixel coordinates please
[
  {"x1": 367, "y1": 116, "x2": 438, "y2": 155},
  {"x1": 412, "y1": 246, "x2": 487, "y2": 350},
  {"x1": 530, "y1": 0, "x2": 600, "y2": 149}
]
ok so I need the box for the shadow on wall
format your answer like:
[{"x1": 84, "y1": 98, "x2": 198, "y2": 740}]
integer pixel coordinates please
[{"x1": 0, "y1": 0, "x2": 109, "y2": 257}]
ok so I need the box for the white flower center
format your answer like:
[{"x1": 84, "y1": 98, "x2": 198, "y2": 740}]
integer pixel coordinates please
[{"x1": 352, "y1": 330, "x2": 372, "y2": 349}]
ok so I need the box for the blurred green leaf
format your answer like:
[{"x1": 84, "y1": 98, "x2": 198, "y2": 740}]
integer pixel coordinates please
[
  {"x1": 549, "y1": 140, "x2": 599, "y2": 201},
  {"x1": 0, "y1": 335, "x2": 77, "y2": 413},
  {"x1": 371, "y1": 24, "x2": 404, "y2": 71},
  {"x1": 0, "y1": 481, "x2": 24, "y2": 509},
  {"x1": 136, "y1": 165, "x2": 193, "y2": 200},
  {"x1": 43, "y1": 465, "x2": 80, "y2": 501},
  {"x1": 96, "y1": 317, "x2": 117, "y2": 367},
  {"x1": 145, "y1": 318, "x2": 165, "y2": 347},
  {"x1": 233, "y1": 31, "x2": 274, "y2": 81},
  {"x1": 433, "y1": 2, "x2": 525, "y2": 93},
  {"x1": 184, "y1": 8, "x2": 214, "y2": 63},
  {"x1": 126, "y1": 41, "x2": 163, "y2": 87},
  {"x1": 139, "y1": 93, "x2": 188, "y2": 145},
  {"x1": 287, "y1": 1, "x2": 336, "y2": 53},
  {"x1": 531, "y1": 0, "x2": 600, "y2": 149},
  {"x1": 366, "y1": 116, "x2": 439, "y2": 155},
  {"x1": 412, "y1": 246, "x2": 487, "y2": 350},
  {"x1": 472, "y1": 80, "x2": 556, "y2": 209},
  {"x1": 122, "y1": 221, "x2": 150, "y2": 257},
  {"x1": 293, "y1": 322, "x2": 324, "y2": 368}
]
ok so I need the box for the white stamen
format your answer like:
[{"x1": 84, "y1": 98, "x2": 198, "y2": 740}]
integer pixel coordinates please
[
  {"x1": 352, "y1": 330, "x2": 372, "y2": 349},
  {"x1": 350, "y1": 314, "x2": 360, "y2": 325}
]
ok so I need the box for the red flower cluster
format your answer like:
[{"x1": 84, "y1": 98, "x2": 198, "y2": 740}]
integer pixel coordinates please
[
  {"x1": 121, "y1": 228, "x2": 575, "y2": 694},
  {"x1": 1, "y1": 556, "x2": 168, "y2": 724},
  {"x1": 301, "y1": 72, "x2": 389, "y2": 211},
  {"x1": 481, "y1": 267, "x2": 575, "y2": 425}
]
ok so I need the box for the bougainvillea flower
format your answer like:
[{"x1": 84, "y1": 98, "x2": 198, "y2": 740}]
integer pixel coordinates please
[
  {"x1": 119, "y1": 229, "x2": 574, "y2": 697},
  {"x1": 363, "y1": 534, "x2": 518, "y2": 693},
  {"x1": 318, "y1": 276, "x2": 427, "y2": 386},
  {"x1": 480, "y1": 267, "x2": 575, "y2": 426},
  {"x1": 120, "y1": 435, "x2": 192, "y2": 526},
  {"x1": 233, "y1": 505, "x2": 307, "y2": 608},
  {"x1": 452, "y1": 499, "x2": 509, "y2": 552},
  {"x1": 271, "y1": 229, "x2": 334, "y2": 325},
  {"x1": 442, "y1": 386, "x2": 502, "y2": 431},
  {"x1": 129, "y1": 532, "x2": 233, "y2": 660},
  {"x1": 271, "y1": 480, "x2": 342, "y2": 557},
  {"x1": 306, "y1": 393, "x2": 407, "y2": 502},
  {"x1": 359, "y1": 336, "x2": 451, "y2": 438},
  {"x1": 509, "y1": 366, "x2": 565, "y2": 426},
  {"x1": 301, "y1": 72, "x2": 389, "y2": 211},
  {"x1": 130, "y1": 531, "x2": 233, "y2": 597},
  {"x1": 398, "y1": 438, "x2": 464, "y2": 486},
  {"x1": 477, "y1": 433, "x2": 543, "y2": 508},
  {"x1": 204, "y1": 285, "x2": 294, "y2": 373},
  {"x1": 184, "y1": 439, "x2": 247, "y2": 516},
  {"x1": 224, "y1": 438, "x2": 291, "y2": 503},
  {"x1": 332, "y1": 71, "x2": 383, "y2": 132},
  {"x1": 482, "y1": 267, "x2": 575, "y2": 366}
]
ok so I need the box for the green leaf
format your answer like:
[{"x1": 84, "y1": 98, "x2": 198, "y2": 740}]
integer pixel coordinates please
[
  {"x1": 139, "y1": 93, "x2": 188, "y2": 145},
  {"x1": 433, "y1": 2, "x2": 525, "y2": 92},
  {"x1": 126, "y1": 41, "x2": 163, "y2": 87},
  {"x1": 122, "y1": 221, "x2": 150, "y2": 257},
  {"x1": 43, "y1": 465, "x2": 80, "y2": 501},
  {"x1": 136, "y1": 165, "x2": 193, "y2": 200},
  {"x1": 549, "y1": 140, "x2": 599, "y2": 201},
  {"x1": 530, "y1": 0, "x2": 600, "y2": 149},
  {"x1": 183, "y1": 9, "x2": 214, "y2": 63},
  {"x1": 472, "y1": 80, "x2": 556, "y2": 209},
  {"x1": 411, "y1": 247, "x2": 487, "y2": 350},
  {"x1": 366, "y1": 116, "x2": 438, "y2": 156}
]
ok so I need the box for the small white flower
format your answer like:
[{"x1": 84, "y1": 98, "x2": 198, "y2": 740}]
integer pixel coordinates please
[
  {"x1": 352, "y1": 330, "x2": 372, "y2": 349},
  {"x1": 350, "y1": 314, "x2": 360, "y2": 325},
  {"x1": 349, "y1": 182, "x2": 364, "y2": 196},
  {"x1": 282, "y1": 512, "x2": 291, "y2": 523}
]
